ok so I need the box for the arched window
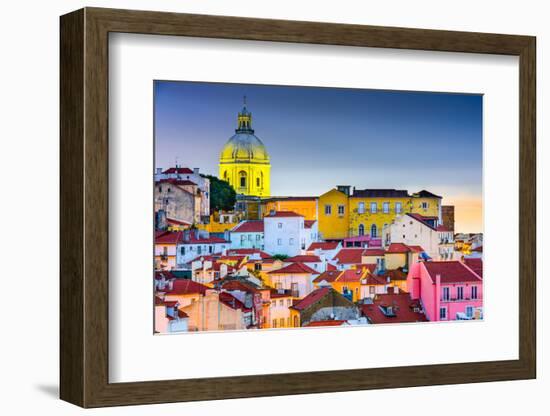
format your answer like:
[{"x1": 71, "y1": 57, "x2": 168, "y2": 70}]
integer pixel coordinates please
[
  {"x1": 239, "y1": 171, "x2": 247, "y2": 188},
  {"x1": 256, "y1": 177, "x2": 260, "y2": 187},
  {"x1": 358, "y1": 224, "x2": 365, "y2": 236},
  {"x1": 371, "y1": 224, "x2": 377, "y2": 238},
  {"x1": 223, "y1": 170, "x2": 228, "y2": 181}
]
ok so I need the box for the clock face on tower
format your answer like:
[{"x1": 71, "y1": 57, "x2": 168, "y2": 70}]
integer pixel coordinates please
[{"x1": 219, "y1": 99, "x2": 271, "y2": 197}]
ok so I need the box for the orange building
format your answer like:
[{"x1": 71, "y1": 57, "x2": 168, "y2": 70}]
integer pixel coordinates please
[{"x1": 261, "y1": 196, "x2": 318, "y2": 221}]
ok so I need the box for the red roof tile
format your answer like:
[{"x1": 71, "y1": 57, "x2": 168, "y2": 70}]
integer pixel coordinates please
[
  {"x1": 268, "y1": 262, "x2": 319, "y2": 275},
  {"x1": 337, "y1": 268, "x2": 367, "y2": 283},
  {"x1": 406, "y1": 213, "x2": 437, "y2": 230},
  {"x1": 326, "y1": 263, "x2": 337, "y2": 271},
  {"x1": 231, "y1": 220, "x2": 264, "y2": 233},
  {"x1": 333, "y1": 248, "x2": 365, "y2": 264},
  {"x1": 363, "y1": 248, "x2": 385, "y2": 256},
  {"x1": 304, "y1": 320, "x2": 347, "y2": 327},
  {"x1": 386, "y1": 243, "x2": 411, "y2": 254},
  {"x1": 167, "y1": 217, "x2": 192, "y2": 226},
  {"x1": 162, "y1": 167, "x2": 194, "y2": 174},
  {"x1": 285, "y1": 255, "x2": 322, "y2": 263},
  {"x1": 179, "y1": 230, "x2": 229, "y2": 245},
  {"x1": 304, "y1": 220, "x2": 316, "y2": 229},
  {"x1": 313, "y1": 270, "x2": 342, "y2": 283},
  {"x1": 361, "y1": 293, "x2": 427, "y2": 324},
  {"x1": 423, "y1": 261, "x2": 482, "y2": 284},
  {"x1": 464, "y1": 258, "x2": 483, "y2": 278},
  {"x1": 307, "y1": 241, "x2": 340, "y2": 251},
  {"x1": 407, "y1": 245, "x2": 425, "y2": 253},
  {"x1": 265, "y1": 211, "x2": 303, "y2": 218},
  {"x1": 156, "y1": 178, "x2": 197, "y2": 187},
  {"x1": 219, "y1": 291, "x2": 251, "y2": 311},
  {"x1": 162, "y1": 279, "x2": 210, "y2": 295},
  {"x1": 291, "y1": 287, "x2": 330, "y2": 311},
  {"x1": 155, "y1": 231, "x2": 183, "y2": 245},
  {"x1": 178, "y1": 310, "x2": 189, "y2": 318}
]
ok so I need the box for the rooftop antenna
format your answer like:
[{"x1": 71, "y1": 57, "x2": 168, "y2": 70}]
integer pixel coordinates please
[{"x1": 243, "y1": 95, "x2": 247, "y2": 106}]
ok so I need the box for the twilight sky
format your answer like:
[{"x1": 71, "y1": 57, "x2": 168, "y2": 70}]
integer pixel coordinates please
[{"x1": 154, "y1": 81, "x2": 483, "y2": 233}]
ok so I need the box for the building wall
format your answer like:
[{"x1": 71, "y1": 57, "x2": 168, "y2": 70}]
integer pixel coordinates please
[
  {"x1": 348, "y1": 196, "x2": 411, "y2": 238},
  {"x1": 154, "y1": 184, "x2": 196, "y2": 225},
  {"x1": 230, "y1": 231, "x2": 264, "y2": 249},
  {"x1": 318, "y1": 189, "x2": 350, "y2": 240},
  {"x1": 154, "y1": 243, "x2": 177, "y2": 270},
  {"x1": 270, "y1": 296, "x2": 294, "y2": 328},
  {"x1": 442, "y1": 205, "x2": 455, "y2": 231},
  {"x1": 410, "y1": 196, "x2": 441, "y2": 220},
  {"x1": 264, "y1": 216, "x2": 305, "y2": 257},
  {"x1": 180, "y1": 291, "x2": 246, "y2": 331},
  {"x1": 176, "y1": 241, "x2": 230, "y2": 266},
  {"x1": 219, "y1": 162, "x2": 271, "y2": 197},
  {"x1": 383, "y1": 215, "x2": 440, "y2": 259},
  {"x1": 262, "y1": 199, "x2": 318, "y2": 220},
  {"x1": 269, "y1": 273, "x2": 315, "y2": 299}
]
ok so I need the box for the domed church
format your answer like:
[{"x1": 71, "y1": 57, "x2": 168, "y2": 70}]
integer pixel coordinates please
[{"x1": 219, "y1": 99, "x2": 271, "y2": 197}]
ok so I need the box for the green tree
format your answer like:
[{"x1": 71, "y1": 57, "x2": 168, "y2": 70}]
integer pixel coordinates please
[
  {"x1": 202, "y1": 174, "x2": 236, "y2": 211},
  {"x1": 271, "y1": 254, "x2": 289, "y2": 261}
]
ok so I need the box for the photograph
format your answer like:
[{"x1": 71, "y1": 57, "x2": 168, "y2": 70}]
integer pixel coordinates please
[{"x1": 153, "y1": 81, "x2": 484, "y2": 333}]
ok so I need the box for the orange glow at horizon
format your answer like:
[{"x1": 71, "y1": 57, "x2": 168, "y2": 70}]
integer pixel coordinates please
[{"x1": 444, "y1": 195, "x2": 483, "y2": 234}]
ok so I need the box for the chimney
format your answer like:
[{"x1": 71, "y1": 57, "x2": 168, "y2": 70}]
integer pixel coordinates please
[
  {"x1": 156, "y1": 168, "x2": 162, "y2": 175},
  {"x1": 183, "y1": 229, "x2": 190, "y2": 242},
  {"x1": 193, "y1": 167, "x2": 199, "y2": 175}
]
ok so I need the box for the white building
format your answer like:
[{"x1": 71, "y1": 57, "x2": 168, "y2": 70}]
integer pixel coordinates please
[
  {"x1": 264, "y1": 211, "x2": 311, "y2": 257},
  {"x1": 175, "y1": 230, "x2": 230, "y2": 266},
  {"x1": 382, "y1": 213, "x2": 440, "y2": 259},
  {"x1": 306, "y1": 241, "x2": 342, "y2": 262},
  {"x1": 155, "y1": 166, "x2": 210, "y2": 221},
  {"x1": 230, "y1": 220, "x2": 264, "y2": 249}
]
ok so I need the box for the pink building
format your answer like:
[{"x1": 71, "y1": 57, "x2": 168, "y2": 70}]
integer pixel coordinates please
[{"x1": 407, "y1": 260, "x2": 483, "y2": 321}]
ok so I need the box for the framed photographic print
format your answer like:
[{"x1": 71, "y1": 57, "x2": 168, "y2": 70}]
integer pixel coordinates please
[{"x1": 60, "y1": 7, "x2": 536, "y2": 408}]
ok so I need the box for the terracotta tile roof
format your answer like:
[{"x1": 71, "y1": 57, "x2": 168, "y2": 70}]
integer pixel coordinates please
[
  {"x1": 291, "y1": 287, "x2": 330, "y2": 311},
  {"x1": 161, "y1": 279, "x2": 210, "y2": 295},
  {"x1": 268, "y1": 262, "x2": 319, "y2": 275},
  {"x1": 155, "y1": 231, "x2": 183, "y2": 245},
  {"x1": 472, "y1": 246, "x2": 483, "y2": 252},
  {"x1": 219, "y1": 291, "x2": 251, "y2": 312},
  {"x1": 363, "y1": 248, "x2": 385, "y2": 256},
  {"x1": 265, "y1": 211, "x2": 303, "y2": 218},
  {"x1": 464, "y1": 258, "x2": 483, "y2": 278},
  {"x1": 364, "y1": 275, "x2": 388, "y2": 285},
  {"x1": 307, "y1": 241, "x2": 340, "y2": 251},
  {"x1": 162, "y1": 167, "x2": 194, "y2": 174},
  {"x1": 262, "y1": 196, "x2": 318, "y2": 202},
  {"x1": 406, "y1": 213, "x2": 437, "y2": 231},
  {"x1": 231, "y1": 220, "x2": 264, "y2": 233},
  {"x1": 407, "y1": 245, "x2": 425, "y2": 253},
  {"x1": 156, "y1": 178, "x2": 197, "y2": 187},
  {"x1": 304, "y1": 220, "x2": 316, "y2": 229},
  {"x1": 413, "y1": 190, "x2": 442, "y2": 199},
  {"x1": 166, "y1": 217, "x2": 192, "y2": 226},
  {"x1": 386, "y1": 243, "x2": 412, "y2": 254},
  {"x1": 337, "y1": 268, "x2": 367, "y2": 283},
  {"x1": 326, "y1": 263, "x2": 337, "y2": 271},
  {"x1": 355, "y1": 263, "x2": 376, "y2": 273},
  {"x1": 285, "y1": 255, "x2": 322, "y2": 263},
  {"x1": 333, "y1": 248, "x2": 365, "y2": 264},
  {"x1": 313, "y1": 270, "x2": 342, "y2": 284},
  {"x1": 352, "y1": 189, "x2": 410, "y2": 198},
  {"x1": 221, "y1": 279, "x2": 261, "y2": 293},
  {"x1": 270, "y1": 289, "x2": 293, "y2": 298},
  {"x1": 377, "y1": 268, "x2": 408, "y2": 281},
  {"x1": 154, "y1": 271, "x2": 177, "y2": 280},
  {"x1": 361, "y1": 293, "x2": 427, "y2": 324},
  {"x1": 304, "y1": 320, "x2": 347, "y2": 327},
  {"x1": 423, "y1": 261, "x2": 482, "y2": 284},
  {"x1": 178, "y1": 310, "x2": 189, "y2": 318}
]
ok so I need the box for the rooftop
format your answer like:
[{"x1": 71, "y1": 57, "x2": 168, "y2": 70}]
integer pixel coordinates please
[
  {"x1": 231, "y1": 220, "x2": 264, "y2": 233},
  {"x1": 352, "y1": 189, "x2": 409, "y2": 198},
  {"x1": 268, "y1": 262, "x2": 319, "y2": 275},
  {"x1": 423, "y1": 261, "x2": 483, "y2": 284},
  {"x1": 307, "y1": 241, "x2": 340, "y2": 251}
]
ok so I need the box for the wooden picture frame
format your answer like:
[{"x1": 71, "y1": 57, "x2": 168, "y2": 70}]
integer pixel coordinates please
[{"x1": 60, "y1": 7, "x2": 536, "y2": 408}]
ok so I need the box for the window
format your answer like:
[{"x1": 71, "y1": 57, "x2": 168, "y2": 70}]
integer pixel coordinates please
[
  {"x1": 370, "y1": 224, "x2": 378, "y2": 238},
  {"x1": 422, "y1": 202, "x2": 428, "y2": 209},
  {"x1": 163, "y1": 246, "x2": 168, "y2": 256},
  {"x1": 293, "y1": 316, "x2": 299, "y2": 327},
  {"x1": 239, "y1": 171, "x2": 247, "y2": 188},
  {"x1": 256, "y1": 234, "x2": 261, "y2": 240},
  {"x1": 248, "y1": 235, "x2": 252, "y2": 241},
  {"x1": 208, "y1": 245, "x2": 213, "y2": 253},
  {"x1": 471, "y1": 286, "x2": 478, "y2": 300},
  {"x1": 442, "y1": 287, "x2": 450, "y2": 301},
  {"x1": 395, "y1": 202, "x2": 402, "y2": 214},
  {"x1": 383, "y1": 202, "x2": 390, "y2": 213},
  {"x1": 457, "y1": 286, "x2": 464, "y2": 300},
  {"x1": 256, "y1": 177, "x2": 260, "y2": 187},
  {"x1": 197, "y1": 246, "x2": 202, "y2": 254},
  {"x1": 280, "y1": 318, "x2": 285, "y2": 328},
  {"x1": 338, "y1": 205, "x2": 345, "y2": 215},
  {"x1": 370, "y1": 202, "x2": 377, "y2": 213},
  {"x1": 287, "y1": 317, "x2": 292, "y2": 327},
  {"x1": 278, "y1": 222, "x2": 283, "y2": 228},
  {"x1": 272, "y1": 319, "x2": 277, "y2": 328},
  {"x1": 277, "y1": 238, "x2": 282, "y2": 245},
  {"x1": 254, "y1": 263, "x2": 261, "y2": 271},
  {"x1": 289, "y1": 238, "x2": 294, "y2": 245},
  {"x1": 369, "y1": 286, "x2": 375, "y2": 294},
  {"x1": 158, "y1": 186, "x2": 162, "y2": 192},
  {"x1": 325, "y1": 204, "x2": 332, "y2": 215},
  {"x1": 466, "y1": 306, "x2": 474, "y2": 318},
  {"x1": 291, "y1": 282, "x2": 299, "y2": 297},
  {"x1": 358, "y1": 224, "x2": 365, "y2": 236},
  {"x1": 440, "y1": 307, "x2": 447, "y2": 320},
  {"x1": 241, "y1": 234, "x2": 246, "y2": 242},
  {"x1": 279, "y1": 300, "x2": 284, "y2": 307},
  {"x1": 287, "y1": 299, "x2": 292, "y2": 306},
  {"x1": 180, "y1": 246, "x2": 185, "y2": 255},
  {"x1": 358, "y1": 202, "x2": 365, "y2": 214}
]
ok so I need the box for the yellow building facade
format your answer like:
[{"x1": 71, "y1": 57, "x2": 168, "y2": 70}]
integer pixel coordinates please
[
  {"x1": 318, "y1": 187, "x2": 442, "y2": 240},
  {"x1": 219, "y1": 100, "x2": 271, "y2": 197},
  {"x1": 261, "y1": 197, "x2": 318, "y2": 220},
  {"x1": 318, "y1": 188, "x2": 350, "y2": 240}
]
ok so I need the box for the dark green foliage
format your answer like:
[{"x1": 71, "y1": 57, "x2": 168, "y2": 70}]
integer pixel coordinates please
[
  {"x1": 202, "y1": 174, "x2": 237, "y2": 212},
  {"x1": 271, "y1": 254, "x2": 289, "y2": 261}
]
